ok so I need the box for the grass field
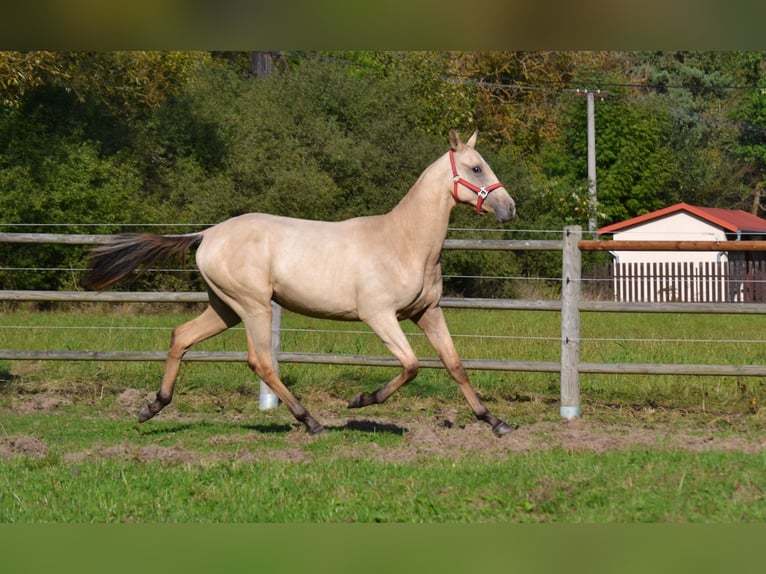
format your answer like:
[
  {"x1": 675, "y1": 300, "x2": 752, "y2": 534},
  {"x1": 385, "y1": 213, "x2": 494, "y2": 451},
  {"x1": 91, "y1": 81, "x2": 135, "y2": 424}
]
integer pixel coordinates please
[{"x1": 1, "y1": 305, "x2": 765, "y2": 522}]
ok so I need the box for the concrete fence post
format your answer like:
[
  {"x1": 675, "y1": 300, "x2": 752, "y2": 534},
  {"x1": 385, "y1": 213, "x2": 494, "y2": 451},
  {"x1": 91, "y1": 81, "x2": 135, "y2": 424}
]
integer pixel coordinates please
[{"x1": 560, "y1": 225, "x2": 582, "y2": 419}]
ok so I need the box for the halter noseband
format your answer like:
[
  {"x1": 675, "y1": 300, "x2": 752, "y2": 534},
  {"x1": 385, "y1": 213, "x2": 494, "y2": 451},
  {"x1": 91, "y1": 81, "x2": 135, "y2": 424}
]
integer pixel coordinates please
[{"x1": 448, "y1": 149, "x2": 505, "y2": 214}]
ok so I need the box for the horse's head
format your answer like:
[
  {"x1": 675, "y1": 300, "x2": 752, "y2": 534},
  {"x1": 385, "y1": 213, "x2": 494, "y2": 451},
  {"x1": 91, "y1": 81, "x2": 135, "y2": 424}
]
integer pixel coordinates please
[{"x1": 448, "y1": 129, "x2": 516, "y2": 223}]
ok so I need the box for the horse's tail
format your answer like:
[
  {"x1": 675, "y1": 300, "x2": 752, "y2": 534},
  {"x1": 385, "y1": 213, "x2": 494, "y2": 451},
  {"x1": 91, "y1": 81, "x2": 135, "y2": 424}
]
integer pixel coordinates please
[{"x1": 83, "y1": 233, "x2": 203, "y2": 291}]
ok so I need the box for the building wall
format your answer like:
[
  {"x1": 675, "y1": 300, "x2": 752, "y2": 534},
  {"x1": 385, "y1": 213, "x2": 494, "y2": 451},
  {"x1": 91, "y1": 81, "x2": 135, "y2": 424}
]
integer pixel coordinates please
[
  {"x1": 610, "y1": 212, "x2": 727, "y2": 265},
  {"x1": 608, "y1": 212, "x2": 732, "y2": 302}
]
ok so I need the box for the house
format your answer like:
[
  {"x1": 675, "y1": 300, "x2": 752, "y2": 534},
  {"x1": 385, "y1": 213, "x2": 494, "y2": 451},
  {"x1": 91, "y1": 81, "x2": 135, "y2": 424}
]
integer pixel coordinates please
[{"x1": 596, "y1": 203, "x2": 766, "y2": 303}]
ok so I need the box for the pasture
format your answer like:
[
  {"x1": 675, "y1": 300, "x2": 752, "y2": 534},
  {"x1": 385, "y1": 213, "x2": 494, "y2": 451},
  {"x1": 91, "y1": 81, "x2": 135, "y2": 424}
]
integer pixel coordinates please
[{"x1": 1, "y1": 306, "x2": 765, "y2": 522}]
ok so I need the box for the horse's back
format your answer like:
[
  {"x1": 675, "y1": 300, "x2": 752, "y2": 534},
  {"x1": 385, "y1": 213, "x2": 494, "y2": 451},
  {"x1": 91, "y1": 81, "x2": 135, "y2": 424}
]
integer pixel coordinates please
[{"x1": 195, "y1": 213, "x2": 401, "y2": 319}]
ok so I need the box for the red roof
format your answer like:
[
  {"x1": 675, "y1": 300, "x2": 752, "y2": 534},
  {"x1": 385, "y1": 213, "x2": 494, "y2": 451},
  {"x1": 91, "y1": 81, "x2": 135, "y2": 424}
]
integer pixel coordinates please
[{"x1": 598, "y1": 202, "x2": 766, "y2": 235}]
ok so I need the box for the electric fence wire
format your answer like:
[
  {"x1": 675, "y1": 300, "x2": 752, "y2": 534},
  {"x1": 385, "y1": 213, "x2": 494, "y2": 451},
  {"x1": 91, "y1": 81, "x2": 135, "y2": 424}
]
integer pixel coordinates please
[{"x1": 2, "y1": 323, "x2": 763, "y2": 346}]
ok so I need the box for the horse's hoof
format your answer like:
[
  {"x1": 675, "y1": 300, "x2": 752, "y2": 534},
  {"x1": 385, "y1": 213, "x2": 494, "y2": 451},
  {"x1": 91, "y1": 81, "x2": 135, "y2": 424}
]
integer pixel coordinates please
[
  {"x1": 138, "y1": 393, "x2": 170, "y2": 423},
  {"x1": 347, "y1": 393, "x2": 365, "y2": 409},
  {"x1": 137, "y1": 405, "x2": 153, "y2": 423},
  {"x1": 302, "y1": 415, "x2": 325, "y2": 435},
  {"x1": 492, "y1": 420, "x2": 517, "y2": 437},
  {"x1": 348, "y1": 391, "x2": 379, "y2": 409},
  {"x1": 306, "y1": 421, "x2": 326, "y2": 435}
]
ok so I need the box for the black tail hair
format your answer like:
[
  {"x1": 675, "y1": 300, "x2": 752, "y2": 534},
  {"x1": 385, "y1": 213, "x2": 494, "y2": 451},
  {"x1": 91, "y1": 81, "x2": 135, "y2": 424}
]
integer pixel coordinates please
[{"x1": 83, "y1": 233, "x2": 203, "y2": 291}]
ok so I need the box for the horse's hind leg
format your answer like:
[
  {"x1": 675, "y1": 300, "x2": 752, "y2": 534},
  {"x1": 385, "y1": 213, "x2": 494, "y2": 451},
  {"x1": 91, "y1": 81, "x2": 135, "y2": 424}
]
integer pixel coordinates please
[
  {"x1": 241, "y1": 309, "x2": 325, "y2": 435},
  {"x1": 415, "y1": 306, "x2": 515, "y2": 436},
  {"x1": 138, "y1": 294, "x2": 240, "y2": 422}
]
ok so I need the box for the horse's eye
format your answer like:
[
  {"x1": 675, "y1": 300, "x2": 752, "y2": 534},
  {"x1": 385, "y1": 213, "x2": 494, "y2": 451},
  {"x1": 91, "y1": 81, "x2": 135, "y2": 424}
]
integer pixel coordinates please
[{"x1": 472, "y1": 166, "x2": 482, "y2": 174}]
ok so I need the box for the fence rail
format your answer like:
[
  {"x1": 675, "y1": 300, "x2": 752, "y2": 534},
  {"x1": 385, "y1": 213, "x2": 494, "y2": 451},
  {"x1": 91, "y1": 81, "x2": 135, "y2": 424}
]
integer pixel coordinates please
[
  {"x1": 3, "y1": 227, "x2": 766, "y2": 419},
  {"x1": 0, "y1": 232, "x2": 563, "y2": 251}
]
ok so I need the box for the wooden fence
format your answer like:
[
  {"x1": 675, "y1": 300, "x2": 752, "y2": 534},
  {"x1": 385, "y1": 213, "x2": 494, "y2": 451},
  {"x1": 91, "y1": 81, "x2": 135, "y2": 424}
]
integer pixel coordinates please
[
  {"x1": 587, "y1": 260, "x2": 766, "y2": 303},
  {"x1": 3, "y1": 227, "x2": 766, "y2": 419}
]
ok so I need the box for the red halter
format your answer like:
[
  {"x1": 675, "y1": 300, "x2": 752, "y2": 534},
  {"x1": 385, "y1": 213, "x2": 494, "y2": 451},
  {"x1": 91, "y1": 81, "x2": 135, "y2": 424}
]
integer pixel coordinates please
[{"x1": 449, "y1": 149, "x2": 505, "y2": 214}]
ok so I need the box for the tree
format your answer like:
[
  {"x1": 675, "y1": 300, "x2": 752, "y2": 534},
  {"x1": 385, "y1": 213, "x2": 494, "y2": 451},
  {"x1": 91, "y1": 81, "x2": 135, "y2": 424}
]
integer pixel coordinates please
[
  {"x1": 621, "y1": 51, "x2": 748, "y2": 211},
  {"x1": 439, "y1": 52, "x2": 615, "y2": 154},
  {"x1": 730, "y1": 52, "x2": 766, "y2": 215},
  {"x1": 0, "y1": 51, "x2": 63, "y2": 107},
  {"x1": 0, "y1": 51, "x2": 210, "y2": 115},
  {"x1": 5, "y1": 51, "x2": 766, "y2": 294},
  {"x1": 532, "y1": 51, "x2": 754, "y2": 231}
]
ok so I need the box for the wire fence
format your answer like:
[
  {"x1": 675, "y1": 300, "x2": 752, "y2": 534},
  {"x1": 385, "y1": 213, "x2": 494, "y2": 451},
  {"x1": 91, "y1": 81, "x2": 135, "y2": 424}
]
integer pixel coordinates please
[{"x1": 3, "y1": 225, "x2": 766, "y2": 419}]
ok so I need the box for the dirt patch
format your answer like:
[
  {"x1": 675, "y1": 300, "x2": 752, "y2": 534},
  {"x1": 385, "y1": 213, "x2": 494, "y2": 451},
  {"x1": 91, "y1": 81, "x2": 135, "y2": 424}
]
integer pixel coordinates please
[
  {"x1": 62, "y1": 441, "x2": 313, "y2": 466},
  {"x1": 116, "y1": 388, "x2": 148, "y2": 411},
  {"x1": 5, "y1": 415, "x2": 766, "y2": 467},
  {"x1": 336, "y1": 416, "x2": 766, "y2": 464},
  {"x1": 14, "y1": 394, "x2": 73, "y2": 414},
  {"x1": 4, "y1": 388, "x2": 766, "y2": 465},
  {"x1": 0, "y1": 435, "x2": 49, "y2": 458}
]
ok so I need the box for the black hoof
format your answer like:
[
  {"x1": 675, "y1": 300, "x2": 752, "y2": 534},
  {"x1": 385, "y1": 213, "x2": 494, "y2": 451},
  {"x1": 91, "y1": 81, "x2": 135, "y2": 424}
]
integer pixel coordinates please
[
  {"x1": 348, "y1": 389, "x2": 381, "y2": 409},
  {"x1": 304, "y1": 416, "x2": 325, "y2": 435},
  {"x1": 138, "y1": 393, "x2": 170, "y2": 423},
  {"x1": 137, "y1": 405, "x2": 155, "y2": 423},
  {"x1": 492, "y1": 420, "x2": 517, "y2": 437},
  {"x1": 347, "y1": 392, "x2": 367, "y2": 409}
]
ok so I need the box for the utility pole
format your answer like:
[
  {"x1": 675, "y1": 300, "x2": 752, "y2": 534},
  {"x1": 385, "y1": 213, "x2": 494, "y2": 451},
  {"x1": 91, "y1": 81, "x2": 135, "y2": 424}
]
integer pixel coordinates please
[{"x1": 576, "y1": 89, "x2": 607, "y2": 237}]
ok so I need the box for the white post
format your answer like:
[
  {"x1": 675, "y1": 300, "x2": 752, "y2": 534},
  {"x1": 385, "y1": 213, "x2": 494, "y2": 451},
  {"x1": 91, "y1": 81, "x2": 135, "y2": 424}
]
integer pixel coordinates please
[
  {"x1": 560, "y1": 226, "x2": 582, "y2": 419},
  {"x1": 259, "y1": 302, "x2": 281, "y2": 410}
]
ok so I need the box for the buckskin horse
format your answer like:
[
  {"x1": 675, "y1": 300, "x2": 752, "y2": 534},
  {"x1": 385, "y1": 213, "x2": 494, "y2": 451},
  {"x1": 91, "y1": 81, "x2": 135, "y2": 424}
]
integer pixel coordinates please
[{"x1": 84, "y1": 130, "x2": 517, "y2": 436}]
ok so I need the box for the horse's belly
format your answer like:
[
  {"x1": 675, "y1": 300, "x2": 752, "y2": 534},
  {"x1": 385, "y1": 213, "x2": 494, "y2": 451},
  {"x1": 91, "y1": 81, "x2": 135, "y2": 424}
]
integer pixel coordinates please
[
  {"x1": 271, "y1": 270, "x2": 362, "y2": 321},
  {"x1": 270, "y1": 266, "x2": 430, "y2": 322},
  {"x1": 274, "y1": 296, "x2": 361, "y2": 321}
]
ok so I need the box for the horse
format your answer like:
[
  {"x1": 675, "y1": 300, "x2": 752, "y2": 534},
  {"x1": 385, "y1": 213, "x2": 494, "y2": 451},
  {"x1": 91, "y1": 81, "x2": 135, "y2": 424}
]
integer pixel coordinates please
[{"x1": 84, "y1": 130, "x2": 517, "y2": 436}]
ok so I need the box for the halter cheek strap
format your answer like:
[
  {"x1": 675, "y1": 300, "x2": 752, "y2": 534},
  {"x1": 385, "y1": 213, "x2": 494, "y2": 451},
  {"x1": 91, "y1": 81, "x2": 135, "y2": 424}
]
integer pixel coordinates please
[{"x1": 449, "y1": 149, "x2": 505, "y2": 214}]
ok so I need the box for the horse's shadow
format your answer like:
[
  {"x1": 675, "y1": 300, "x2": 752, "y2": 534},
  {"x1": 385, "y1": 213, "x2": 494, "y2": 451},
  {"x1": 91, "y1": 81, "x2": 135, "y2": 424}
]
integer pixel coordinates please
[
  {"x1": 243, "y1": 418, "x2": 406, "y2": 436},
  {"x1": 328, "y1": 419, "x2": 406, "y2": 435},
  {"x1": 137, "y1": 420, "x2": 295, "y2": 436},
  {"x1": 136, "y1": 418, "x2": 405, "y2": 436},
  {"x1": 0, "y1": 369, "x2": 19, "y2": 389}
]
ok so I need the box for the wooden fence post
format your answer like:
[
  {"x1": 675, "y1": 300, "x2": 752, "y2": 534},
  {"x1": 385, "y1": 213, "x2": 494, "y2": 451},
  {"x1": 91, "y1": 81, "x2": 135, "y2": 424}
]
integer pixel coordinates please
[
  {"x1": 560, "y1": 225, "x2": 582, "y2": 419},
  {"x1": 259, "y1": 302, "x2": 281, "y2": 410}
]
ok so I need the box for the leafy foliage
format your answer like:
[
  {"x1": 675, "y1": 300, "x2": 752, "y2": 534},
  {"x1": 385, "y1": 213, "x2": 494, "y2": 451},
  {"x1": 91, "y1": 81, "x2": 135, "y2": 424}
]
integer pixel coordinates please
[
  {"x1": 2, "y1": 51, "x2": 766, "y2": 293},
  {"x1": 0, "y1": 51, "x2": 210, "y2": 113}
]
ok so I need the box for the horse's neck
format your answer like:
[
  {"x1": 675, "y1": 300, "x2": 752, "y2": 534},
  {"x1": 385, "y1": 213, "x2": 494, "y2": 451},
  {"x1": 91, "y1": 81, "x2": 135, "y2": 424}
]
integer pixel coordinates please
[{"x1": 386, "y1": 157, "x2": 453, "y2": 255}]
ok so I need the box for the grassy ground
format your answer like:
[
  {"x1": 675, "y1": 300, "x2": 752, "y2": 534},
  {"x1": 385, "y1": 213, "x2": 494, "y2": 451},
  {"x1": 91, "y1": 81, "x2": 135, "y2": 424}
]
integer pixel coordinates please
[{"x1": 1, "y1": 306, "x2": 765, "y2": 522}]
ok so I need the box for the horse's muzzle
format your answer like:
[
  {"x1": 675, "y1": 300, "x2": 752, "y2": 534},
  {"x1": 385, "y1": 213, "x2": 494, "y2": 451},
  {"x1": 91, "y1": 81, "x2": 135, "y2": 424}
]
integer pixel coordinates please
[{"x1": 494, "y1": 200, "x2": 516, "y2": 223}]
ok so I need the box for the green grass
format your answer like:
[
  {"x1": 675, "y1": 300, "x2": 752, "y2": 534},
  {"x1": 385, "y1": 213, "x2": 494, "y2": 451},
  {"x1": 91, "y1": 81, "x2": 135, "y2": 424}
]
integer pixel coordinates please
[
  {"x1": 3, "y1": 305, "x2": 764, "y2": 405},
  {"x1": 1, "y1": 306, "x2": 766, "y2": 523},
  {"x1": 3, "y1": 445, "x2": 765, "y2": 522},
  {"x1": 2, "y1": 389, "x2": 765, "y2": 523}
]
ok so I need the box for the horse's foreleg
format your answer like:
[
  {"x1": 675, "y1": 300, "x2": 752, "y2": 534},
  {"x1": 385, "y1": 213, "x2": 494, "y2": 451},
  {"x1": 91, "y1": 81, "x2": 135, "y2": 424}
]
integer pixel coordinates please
[
  {"x1": 348, "y1": 314, "x2": 419, "y2": 408},
  {"x1": 415, "y1": 306, "x2": 515, "y2": 436},
  {"x1": 242, "y1": 314, "x2": 325, "y2": 435},
  {"x1": 139, "y1": 299, "x2": 239, "y2": 422}
]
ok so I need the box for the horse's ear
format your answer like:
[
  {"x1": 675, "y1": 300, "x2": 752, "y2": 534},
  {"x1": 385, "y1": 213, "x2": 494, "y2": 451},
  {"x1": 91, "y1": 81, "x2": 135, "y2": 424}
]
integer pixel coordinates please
[
  {"x1": 449, "y1": 129, "x2": 462, "y2": 151},
  {"x1": 466, "y1": 131, "x2": 478, "y2": 149}
]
